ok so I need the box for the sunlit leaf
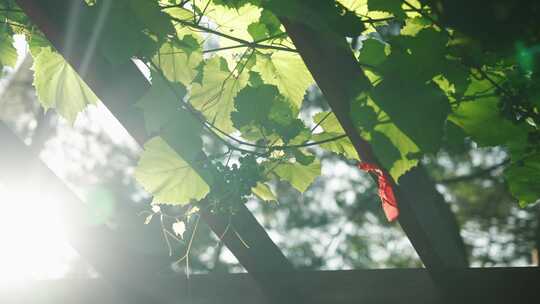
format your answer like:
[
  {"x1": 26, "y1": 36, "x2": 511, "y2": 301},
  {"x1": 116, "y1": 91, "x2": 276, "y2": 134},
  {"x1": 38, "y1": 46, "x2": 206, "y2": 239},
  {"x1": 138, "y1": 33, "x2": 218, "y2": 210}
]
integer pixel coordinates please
[
  {"x1": 313, "y1": 132, "x2": 359, "y2": 160},
  {"x1": 273, "y1": 160, "x2": 321, "y2": 193},
  {"x1": 32, "y1": 47, "x2": 98, "y2": 124},
  {"x1": 0, "y1": 28, "x2": 17, "y2": 68},
  {"x1": 153, "y1": 42, "x2": 203, "y2": 86},
  {"x1": 253, "y1": 51, "x2": 314, "y2": 109},
  {"x1": 190, "y1": 56, "x2": 248, "y2": 133},
  {"x1": 252, "y1": 182, "x2": 277, "y2": 202},
  {"x1": 135, "y1": 137, "x2": 210, "y2": 205}
]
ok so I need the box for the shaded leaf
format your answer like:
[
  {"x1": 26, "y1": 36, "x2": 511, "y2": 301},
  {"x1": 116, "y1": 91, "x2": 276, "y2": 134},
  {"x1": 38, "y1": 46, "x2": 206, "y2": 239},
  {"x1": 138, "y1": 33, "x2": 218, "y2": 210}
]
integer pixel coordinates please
[
  {"x1": 505, "y1": 153, "x2": 540, "y2": 207},
  {"x1": 136, "y1": 71, "x2": 187, "y2": 134},
  {"x1": 358, "y1": 39, "x2": 387, "y2": 66}
]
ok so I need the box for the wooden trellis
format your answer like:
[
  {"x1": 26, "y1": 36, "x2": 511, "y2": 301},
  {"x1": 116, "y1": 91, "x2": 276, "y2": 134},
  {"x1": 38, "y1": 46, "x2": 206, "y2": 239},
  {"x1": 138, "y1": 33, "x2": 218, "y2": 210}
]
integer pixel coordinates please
[{"x1": 1, "y1": 0, "x2": 539, "y2": 303}]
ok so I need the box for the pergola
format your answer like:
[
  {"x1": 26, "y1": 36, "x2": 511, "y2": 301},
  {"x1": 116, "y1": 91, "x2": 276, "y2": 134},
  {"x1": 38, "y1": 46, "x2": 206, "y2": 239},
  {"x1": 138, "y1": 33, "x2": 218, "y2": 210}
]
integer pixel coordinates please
[{"x1": 1, "y1": 0, "x2": 539, "y2": 303}]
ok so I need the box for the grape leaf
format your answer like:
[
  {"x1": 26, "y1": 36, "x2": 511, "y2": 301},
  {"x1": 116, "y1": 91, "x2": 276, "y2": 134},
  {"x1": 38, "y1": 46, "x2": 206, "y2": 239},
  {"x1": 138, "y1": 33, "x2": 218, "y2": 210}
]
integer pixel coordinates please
[
  {"x1": 206, "y1": 3, "x2": 261, "y2": 66},
  {"x1": 364, "y1": 100, "x2": 420, "y2": 181},
  {"x1": 371, "y1": 69, "x2": 451, "y2": 153},
  {"x1": 190, "y1": 56, "x2": 248, "y2": 133},
  {"x1": 134, "y1": 137, "x2": 210, "y2": 205},
  {"x1": 253, "y1": 51, "x2": 314, "y2": 109},
  {"x1": 313, "y1": 111, "x2": 345, "y2": 133},
  {"x1": 160, "y1": 111, "x2": 205, "y2": 164},
  {"x1": 358, "y1": 38, "x2": 387, "y2": 67},
  {"x1": 153, "y1": 42, "x2": 203, "y2": 86},
  {"x1": 252, "y1": 182, "x2": 277, "y2": 202},
  {"x1": 369, "y1": 130, "x2": 401, "y2": 172},
  {"x1": 135, "y1": 72, "x2": 187, "y2": 134},
  {"x1": 232, "y1": 84, "x2": 308, "y2": 143},
  {"x1": 93, "y1": 4, "x2": 154, "y2": 63},
  {"x1": 505, "y1": 153, "x2": 540, "y2": 207},
  {"x1": 130, "y1": 0, "x2": 174, "y2": 38},
  {"x1": 368, "y1": 0, "x2": 406, "y2": 18},
  {"x1": 313, "y1": 132, "x2": 359, "y2": 160},
  {"x1": 449, "y1": 79, "x2": 528, "y2": 147},
  {"x1": 32, "y1": 47, "x2": 98, "y2": 124},
  {"x1": 0, "y1": 28, "x2": 17, "y2": 68},
  {"x1": 273, "y1": 160, "x2": 321, "y2": 193},
  {"x1": 248, "y1": 22, "x2": 269, "y2": 41}
]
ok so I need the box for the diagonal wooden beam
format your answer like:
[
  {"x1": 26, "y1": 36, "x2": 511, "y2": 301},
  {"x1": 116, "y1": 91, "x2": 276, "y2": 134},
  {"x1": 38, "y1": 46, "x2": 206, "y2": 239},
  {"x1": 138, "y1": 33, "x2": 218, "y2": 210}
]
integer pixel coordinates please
[
  {"x1": 279, "y1": 15, "x2": 468, "y2": 274},
  {"x1": 14, "y1": 0, "x2": 297, "y2": 301}
]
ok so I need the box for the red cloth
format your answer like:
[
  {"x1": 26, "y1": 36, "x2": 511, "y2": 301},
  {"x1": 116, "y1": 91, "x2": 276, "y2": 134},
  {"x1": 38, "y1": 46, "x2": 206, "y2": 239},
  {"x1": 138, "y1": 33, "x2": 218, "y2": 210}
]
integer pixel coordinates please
[{"x1": 357, "y1": 162, "x2": 399, "y2": 222}]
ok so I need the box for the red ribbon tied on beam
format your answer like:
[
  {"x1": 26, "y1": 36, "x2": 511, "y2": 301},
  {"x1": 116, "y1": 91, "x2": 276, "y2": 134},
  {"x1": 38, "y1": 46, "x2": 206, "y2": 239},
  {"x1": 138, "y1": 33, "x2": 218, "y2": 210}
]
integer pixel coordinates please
[{"x1": 357, "y1": 162, "x2": 399, "y2": 222}]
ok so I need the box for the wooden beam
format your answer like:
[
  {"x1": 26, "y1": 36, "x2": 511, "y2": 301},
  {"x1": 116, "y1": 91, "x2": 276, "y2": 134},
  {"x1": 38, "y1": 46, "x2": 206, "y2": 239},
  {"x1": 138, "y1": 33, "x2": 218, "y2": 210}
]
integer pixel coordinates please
[
  {"x1": 279, "y1": 14, "x2": 468, "y2": 273},
  {"x1": 2, "y1": 268, "x2": 539, "y2": 304},
  {"x1": 13, "y1": 0, "x2": 295, "y2": 301}
]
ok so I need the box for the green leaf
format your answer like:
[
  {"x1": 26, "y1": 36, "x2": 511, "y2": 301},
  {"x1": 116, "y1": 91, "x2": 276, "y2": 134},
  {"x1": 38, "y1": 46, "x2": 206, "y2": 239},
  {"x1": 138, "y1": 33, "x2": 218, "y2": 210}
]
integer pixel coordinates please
[
  {"x1": 175, "y1": 35, "x2": 200, "y2": 55},
  {"x1": 389, "y1": 28, "x2": 449, "y2": 82},
  {"x1": 251, "y1": 182, "x2": 277, "y2": 202},
  {"x1": 32, "y1": 47, "x2": 98, "y2": 124},
  {"x1": 350, "y1": 98, "x2": 379, "y2": 131},
  {"x1": 313, "y1": 132, "x2": 359, "y2": 160},
  {"x1": 27, "y1": 32, "x2": 51, "y2": 57},
  {"x1": 135, "y1": 71, "x2": 187, "y2": 134},
  {"x1": 190, "y1": 56, "x2": 248, "y2": 133},
  {"x1": 259, "y1": 9, "x2": 283, "y2": 36},
  {"x1": 0, "y1": 28, "x2": 17, "y2": 68},
  {"x1": 232, "y1": 84, "x2": 307, "y2": 143},
  {"x1": 373, "y1": 118, "x2": 420, "y2": 181},
  {"x1": 368, "y1": 0, "x2": 406, "y2": 18},
  {"x1": 367, "y1": 100, "x2": 420, "y2": 181},
  {"x1": 134, "y1": 137, "x2": 210, "y2": 205},
  {"x1": 231, "y1": 84, "x2": 275, "y2": 130},
  {"x1": 358, "y1": 38, "x2": 387, "y2": 67},
  {"x1": 505, "y1": 153, "x2": 540, "y2": 207},
  {"x1": 94, "y1": 4, "x2": 156, "y2": 63},
  {"x1": 273, "y1": 160, "x2": 321, "y2": 193},
  {"x1": 313, "y1": 111, "x2": 345, "y2": 133},
  {"x1": 449, "y1": 79, "x2": 527, "y2": 147},
  {"x1": 206, "y1": 3, "x2": 261, "y2": 66},
  {"x1": 371, "y1": 78, "x2": 450, "y2": 153},
  {"x1": 130, "y1": 0, "x2": 174, "y2": 37},
  {"x1": 153, "y1": 42, "x2": 203, "y2": 86},
  {"x1": 369, "y1": 130, "x2": 401, "y2": 172},
  {"x1": 248, "y1": 22, "x2": 269, "y2": 41},
  {"x1": 292, "y1": 148, "x2": 315, "y2": 165},
  {"x1": 160, "y1": 111, "x2": 205, "y2": 163},
  {"x1": 253, "y1": 51, "x2": 314, "y2": 109}
]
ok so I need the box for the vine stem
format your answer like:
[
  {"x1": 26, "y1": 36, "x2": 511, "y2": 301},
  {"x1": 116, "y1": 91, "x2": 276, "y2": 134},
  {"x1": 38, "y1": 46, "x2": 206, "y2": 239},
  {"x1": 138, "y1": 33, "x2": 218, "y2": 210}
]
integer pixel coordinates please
[
  {"x1": 174, "y1": 215, "x2": 200, "y2": 279},
  {"x1": 401, "y1": 0, "x2": 452, "y2": 37},
  {"x1": 147, "y1": 60, "x2": 349, "y2": 154},
  {"x1": 167, "y1": 16, "x2": 297, "y2": 53}
]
